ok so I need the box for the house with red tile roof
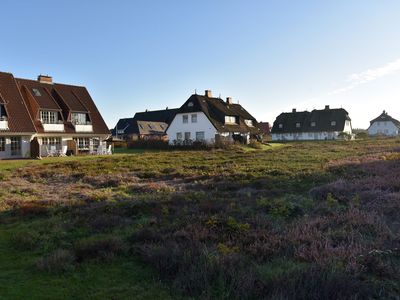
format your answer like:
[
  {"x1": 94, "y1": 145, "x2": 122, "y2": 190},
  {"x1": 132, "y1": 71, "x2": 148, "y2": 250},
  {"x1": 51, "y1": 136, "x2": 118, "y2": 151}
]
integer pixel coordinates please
[{"x1": 0, "y1": 71, "x2": 110, "y2": 159}]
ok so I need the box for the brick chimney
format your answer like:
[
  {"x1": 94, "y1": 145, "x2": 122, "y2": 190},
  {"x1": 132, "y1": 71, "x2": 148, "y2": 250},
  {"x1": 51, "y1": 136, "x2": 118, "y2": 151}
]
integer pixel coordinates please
[
  {"x1": 205, "y1": 90, "x2": 212, "y2": 98},
  {"x1": 292, "y1": 108, "x2": 296, "y2": 113},
  {"x1": 38, "y1": 75, "x2": 53, "y2": 84},
  {"x1": 325, "y1": 105, "x2": 330, "y2": 110},
  {"x1": 226, "y1": 97, "x2": 233, "y2": 105}
]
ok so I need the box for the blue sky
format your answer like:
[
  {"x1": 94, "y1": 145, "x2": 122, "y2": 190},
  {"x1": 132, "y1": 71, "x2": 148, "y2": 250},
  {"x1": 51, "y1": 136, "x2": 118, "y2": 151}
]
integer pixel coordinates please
[{"x1": 1, "y1": 0, "x2": 400, "y2": 128}]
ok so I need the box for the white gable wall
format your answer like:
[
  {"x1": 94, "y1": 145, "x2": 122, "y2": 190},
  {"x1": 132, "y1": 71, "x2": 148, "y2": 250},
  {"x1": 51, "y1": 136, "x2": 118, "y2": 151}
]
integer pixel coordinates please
[
  {"x1": 166, "y1": 112, "x2": 218, "y2": 144},
  {"x1": 368, "y1": 121, "x2": 399, "y2": 136}
]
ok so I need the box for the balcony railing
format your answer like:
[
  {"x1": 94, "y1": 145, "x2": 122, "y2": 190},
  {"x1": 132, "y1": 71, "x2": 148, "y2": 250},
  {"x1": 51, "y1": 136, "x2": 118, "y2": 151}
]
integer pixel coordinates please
[
  {"x1": 74, "y1": 122, "x2": 93, "y2": 132},
  {"x1": 0, "y1": 116, "x2": 9, "y2": 130}
]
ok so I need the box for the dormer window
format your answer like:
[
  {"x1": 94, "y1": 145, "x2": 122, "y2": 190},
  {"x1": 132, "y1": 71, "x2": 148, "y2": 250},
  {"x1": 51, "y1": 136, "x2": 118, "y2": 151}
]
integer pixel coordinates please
[
  {"x1": 279, "y1": 124, "x2": 283, "y2": 129},
  {"x1": 40, "y1": 110, "x2": 59, "y2": 124},
  {"x1": 245, "y1": 119, "x2": 253, "y2": 127},
  {"x1": 71, "y1": 112, "x2": 89, "y2": 125},
  {"x1": 32, "y1": 88, "x2": 41, "y2": 97},
  {"x1": 296, "y1": 123, "x2": 301, "y2": 128},
  {"x1": 331, "y1": 121, "x2": 336, "y2": 126},
  {"x1": 225, "y1": 116, "x2": 237, "y2": 124},
  {"x1": 0, "y1": 104, "x2": 7, "y2": 121},
  {"x1": 311, "y1": 122, "x2": 316, "y2": 127}
]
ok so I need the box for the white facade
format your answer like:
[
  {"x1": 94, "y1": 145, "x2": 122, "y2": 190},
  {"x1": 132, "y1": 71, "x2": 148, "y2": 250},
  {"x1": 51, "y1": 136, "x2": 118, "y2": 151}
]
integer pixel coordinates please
[
  {"x1": 166, "y1": 112, "x2": 218, "y2": 144},
  {"x1": 368, "y1": 121, "x2": 399, "y2": 136},
  {"x1": 272, "y1": 131, "x2": 342, "y2": 141},
  {"x1": 0, "y1": 135, "x2": 32, "y2": 159},
  {"x1": 272, "y1": 120, "x2": 352, "y2": 141}
]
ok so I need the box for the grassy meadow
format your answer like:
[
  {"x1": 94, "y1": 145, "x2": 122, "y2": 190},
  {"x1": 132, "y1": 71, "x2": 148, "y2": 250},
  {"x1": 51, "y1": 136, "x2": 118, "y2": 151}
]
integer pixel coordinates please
[{"x1": 0, "y1": 139, "x2": 400, "y2": 299}]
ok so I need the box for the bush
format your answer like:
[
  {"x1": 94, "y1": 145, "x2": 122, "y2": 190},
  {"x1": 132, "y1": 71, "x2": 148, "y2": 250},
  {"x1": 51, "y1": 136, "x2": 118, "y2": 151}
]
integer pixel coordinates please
[
  {"x1": 9, "y1": 228, "x2": 42, "y2": 251},
  {"x1": 75, "y1": 236, "x2": 126, "y2": 262},
  {"x1": 248, "y1": 140, "x2": 263, "y2": 149},
  {"x1": 36, "y1": 249, "x2": 75, "y2": 273},
  {"x1": 128, "y1": 139, "x2": 169, "y2": 149}
]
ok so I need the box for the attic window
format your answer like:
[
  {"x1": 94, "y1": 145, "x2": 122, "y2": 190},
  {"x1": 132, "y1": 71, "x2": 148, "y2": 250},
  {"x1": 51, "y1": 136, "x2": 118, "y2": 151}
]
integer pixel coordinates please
[
  {"x1": 331, "y1": 121, "x2": 336, "y2": 126},
  {"x1": 245, "y1": 120, "x2": 253, "y2": 127},
  {"x1": 188, "y1": 102, "x2": 194, "y2": 107},
  {"x1": 311, "y1": 122, "x2": 316, "y2": 127},
  {"x1": 32, "y1": 88, "x2": 41, "y2": 97},
  {"x1": 225, "y1": 116, "x2": 237, "y2": 124},
  {"x1": 279, "y1": 124, "x2": 283, "y2": 129},
  {"x1": 296, "y1": 123, "x2": 301, "y2": 128}
]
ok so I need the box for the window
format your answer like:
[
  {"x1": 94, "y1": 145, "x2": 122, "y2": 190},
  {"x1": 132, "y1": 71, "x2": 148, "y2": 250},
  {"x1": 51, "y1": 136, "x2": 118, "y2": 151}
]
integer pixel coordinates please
[
  {"x1": 184, "y1": 132, "x2": 191, "y2": 140},
  {"x1": 279, "y1": 124, "x2": 283, "y2": 129},
  {"x1": 32, "y1": 88, "x2": 41, "y2": 97},
  {"x1": 176, "y1": 132, "x2": 183, "y2": 140},
  {"x1": 331, "y1": 121, "x2": 336, "y2": 126},
  {"x1": 182, "y1": 115, "x2": 188, "y2": 124},
  {"x1": 0, "y1": 105, "x2": 7, "y2": 120},
  {"x1": 188, "y1": 102, "x2": 194, "y2": 107},
  {"x1": 74, "y1": 137, "x2": 90, "y2": 150},
  {"x1": 0, "y1": 137, "x2": 5, "y2": 151},
  {"x1": 311, "y1": 122, "x2": 316, "y2": 127},
  {"x1": 40, "y1": 111, "x2": 58, "y2": 124},
  {"x1": 225, "y1": 116, "x2": 236, "y2": 124},
  {"x1": 296, "y1": 123, "x2": 301, "y2": 128},
  {"x1": 245, "y1": 120, "x2": 253, "y2": 127},
  {"x1": 92, "y1": 138, "x2": 100, "y2": 150},
  {"x1": 42, "y1": 137, "x2": 61, "y2": 149},
  {"x1": 196, "y1": 131, "x2": 205, "y2": 141},
  {"x1": 10, "y1": 137, "x2": 21, "y2": 156},
  {"x1": 191, "y1": 114, "x2": 197, "y2": 123},
  {"x1": 377, "y1": 122, "x2": 381, "y2": 126},
  {"x1": 71, "y1": 113, "x2": 88, "y2": 125}
]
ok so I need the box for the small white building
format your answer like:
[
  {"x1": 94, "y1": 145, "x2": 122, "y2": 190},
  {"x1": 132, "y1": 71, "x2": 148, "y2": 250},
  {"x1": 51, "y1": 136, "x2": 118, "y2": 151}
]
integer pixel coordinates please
[
  {"x1": 271, "y1": 106, "x2": 353, "y2": 141},
  {"x1": 368, "y1": 111, "x2": 400, "y2": 136},
  {"x1": 166, "y1": 90, "x2": 260, "y2": 145}
]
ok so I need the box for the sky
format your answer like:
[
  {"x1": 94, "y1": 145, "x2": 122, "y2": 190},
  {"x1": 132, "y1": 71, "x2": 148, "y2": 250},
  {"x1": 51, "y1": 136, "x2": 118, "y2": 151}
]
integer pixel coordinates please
[{"x1": 1, "y1": 0, "x2": 400, "y2": 129}]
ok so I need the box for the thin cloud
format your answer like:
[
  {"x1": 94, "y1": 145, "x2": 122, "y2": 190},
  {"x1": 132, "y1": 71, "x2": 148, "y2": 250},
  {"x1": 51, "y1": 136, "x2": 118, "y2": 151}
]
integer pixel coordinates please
[{"x1": 329, "y1": 58, "x2": 400, "y2": 95}]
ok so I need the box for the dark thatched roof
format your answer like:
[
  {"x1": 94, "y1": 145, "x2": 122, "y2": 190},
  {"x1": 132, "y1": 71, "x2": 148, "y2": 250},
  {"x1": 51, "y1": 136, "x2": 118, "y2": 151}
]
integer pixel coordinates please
[
  {"x1": 173, "y1": 94, "x2": 260, "y2": 134},
  {"x1": 271, "y1": 107, "x2": 351, "y2": 134},
  {"x1": 370, "y1": 111, "x2": 400, "y2": 128},
  {"x1": 112, "y1": 108, "x2": 178, "y2": 136}
]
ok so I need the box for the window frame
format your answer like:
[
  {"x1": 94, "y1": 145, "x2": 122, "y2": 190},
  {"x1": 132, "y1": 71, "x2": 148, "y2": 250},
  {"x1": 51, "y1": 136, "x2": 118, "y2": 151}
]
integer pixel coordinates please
[
  {"x1": 184, "y1": 132, "x2": 191, "y2": 140},
  {"x1": 182, "y1": 115, "x2": 189, "y2": 124},
  {"x1": 191, "y1": 114, "x2": 197, "y2": 123},
  {"x1": 196, "y1": 131, "x2": 205, "y2": 141},
  {"x1": 0, "y1": 137, "x2": 5, "y2": 152}
]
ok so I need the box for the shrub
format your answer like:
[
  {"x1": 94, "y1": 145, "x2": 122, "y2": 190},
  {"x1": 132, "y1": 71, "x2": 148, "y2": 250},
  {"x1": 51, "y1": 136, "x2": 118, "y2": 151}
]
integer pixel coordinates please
[
  {"x1": 36, "y1": 249, "x2": 75, "y2": 273},
  {"x1": 9, "y1": 228, "x2": 42, "y2": 251},
  {"x1": 248, "y1": 140, "x2": 263, "y2": 149},
  {"x1": 75, "y1": 236, "x2": 126, "y2": 262}
]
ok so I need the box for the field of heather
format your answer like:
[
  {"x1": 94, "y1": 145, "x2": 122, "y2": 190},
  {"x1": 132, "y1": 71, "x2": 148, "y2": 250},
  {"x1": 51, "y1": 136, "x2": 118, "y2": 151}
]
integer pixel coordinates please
[{"x1": 0, "y1": 139, "x2": 400, "y2": 299}]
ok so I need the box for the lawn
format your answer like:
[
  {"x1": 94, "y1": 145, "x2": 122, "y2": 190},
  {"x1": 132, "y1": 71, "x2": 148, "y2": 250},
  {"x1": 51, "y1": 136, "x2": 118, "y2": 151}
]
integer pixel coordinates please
[{"x1": 0, "y1": 139, "x2": 399, "y2": 299}]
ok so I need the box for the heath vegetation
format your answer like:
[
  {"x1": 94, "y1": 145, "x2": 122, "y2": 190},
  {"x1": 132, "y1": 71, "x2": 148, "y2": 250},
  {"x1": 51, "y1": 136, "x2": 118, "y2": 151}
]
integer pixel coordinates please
[{"x1": 0, "y1": 138, "x2": 399, "y2": 299}]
